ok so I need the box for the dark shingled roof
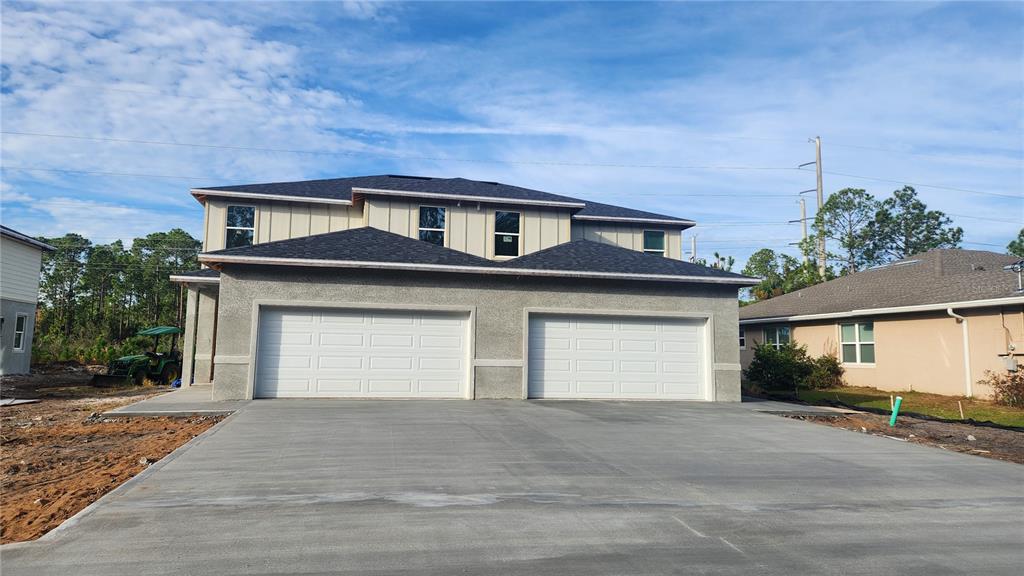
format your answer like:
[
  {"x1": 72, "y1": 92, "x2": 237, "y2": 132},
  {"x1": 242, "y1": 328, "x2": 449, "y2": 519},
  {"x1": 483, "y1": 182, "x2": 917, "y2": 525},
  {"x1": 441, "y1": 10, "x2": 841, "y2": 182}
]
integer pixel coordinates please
[
  {"x1": 174, "y1": 269, "x2": 221, "y2": 278},
  {"x1": 498, "y1": 239, "x2": 750, "y2": 280},
  {"x1": 200, "y1": 227, "x2": 755, "y2": 284},
  {"x1": 196, "y1": 174, "x2": 693, "y2": 225},
  {"x1": 573, "y1": 199, "x2": 693, "y2": 223},
  {"x1": 740, "y1": 249, "x2": 1024, "y2": 321},
  {"x1": 202, "y1": 227, "x2": 495, "y2": 268}
]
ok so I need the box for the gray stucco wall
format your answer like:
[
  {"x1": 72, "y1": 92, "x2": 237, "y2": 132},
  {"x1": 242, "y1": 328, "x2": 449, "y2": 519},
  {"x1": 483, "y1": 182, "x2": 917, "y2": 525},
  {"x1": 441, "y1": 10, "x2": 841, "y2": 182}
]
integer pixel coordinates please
[
  {"x1": 1, "y1": 299, "x2": 37, "y2": 375},
  {"x1": 211, "y1": 266, "x2": 742, "y2": 401},
  {"x1": 192, "y1": 287, "x2": 219, "y2": 385}
]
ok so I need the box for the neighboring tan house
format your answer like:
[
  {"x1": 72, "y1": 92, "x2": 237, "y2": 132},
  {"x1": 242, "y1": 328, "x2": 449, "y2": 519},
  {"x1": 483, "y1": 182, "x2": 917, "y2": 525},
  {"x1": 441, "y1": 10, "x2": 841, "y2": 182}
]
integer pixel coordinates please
[
  {"x1": 0, "y1": 226, "x2": 55, "y2": 375},
  {"x1": 170, "y1": 175, "x2": 756, "y2": 401},
  {"x1": 739, "y1": 249, "x2": 1024, "y2": 398}
]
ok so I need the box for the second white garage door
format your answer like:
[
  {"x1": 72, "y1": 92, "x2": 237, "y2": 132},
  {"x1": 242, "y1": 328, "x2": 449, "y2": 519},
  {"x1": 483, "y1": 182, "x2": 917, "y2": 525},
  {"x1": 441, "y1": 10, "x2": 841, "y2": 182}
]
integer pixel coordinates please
[
  {"x1": 255, "y1": 308, "x2": 470, "y2": 398},
  {"x1": 528, "y1": 314, "x2": 707, "y2": 400}
]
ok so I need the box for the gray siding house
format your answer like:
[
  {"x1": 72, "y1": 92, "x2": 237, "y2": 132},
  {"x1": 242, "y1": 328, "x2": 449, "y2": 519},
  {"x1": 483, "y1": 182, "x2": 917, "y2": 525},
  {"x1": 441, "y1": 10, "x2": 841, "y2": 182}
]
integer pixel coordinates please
[
  {"x1": 0, "y1": 226, "x2": 54, "y2": 375},
  {"x1": 171, "y1": 175, "x2": 755, "y2": 401}
]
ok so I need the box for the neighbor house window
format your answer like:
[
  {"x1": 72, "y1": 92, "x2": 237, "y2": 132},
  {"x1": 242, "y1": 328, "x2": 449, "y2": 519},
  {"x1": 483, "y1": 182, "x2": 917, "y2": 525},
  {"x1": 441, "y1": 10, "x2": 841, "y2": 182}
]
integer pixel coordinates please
[
  {"x1": 225, "y1": 206, "x2": 256, "y2": 248},
  {"x1": 840, "y1": 321, "x2": 874, "y2": 364},
  {"x1": 494, "y1": 211, "x2": 521, "y2": 257},
  {"x1": 643, "y1": 230, "x2": 665, "y2": 256},
  {"x1": 739, "y1": 327, "x2": 746, "y2": 350},
  {"x1": 13, "y1": 314, "x2": 27, "y2": 352},
  {"x1": 419, "y1": 206, "x2": 446, "y2": 246},
  {"x1": 762, "y1": 326, "x2": 790, "y2": 350}
]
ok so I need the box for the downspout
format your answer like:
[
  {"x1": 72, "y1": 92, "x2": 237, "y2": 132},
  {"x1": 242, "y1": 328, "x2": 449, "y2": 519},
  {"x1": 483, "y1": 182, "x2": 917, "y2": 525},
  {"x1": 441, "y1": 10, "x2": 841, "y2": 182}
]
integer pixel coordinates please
[{"x1": 946, "y1": 308, "x2": 972, "y2": 398}]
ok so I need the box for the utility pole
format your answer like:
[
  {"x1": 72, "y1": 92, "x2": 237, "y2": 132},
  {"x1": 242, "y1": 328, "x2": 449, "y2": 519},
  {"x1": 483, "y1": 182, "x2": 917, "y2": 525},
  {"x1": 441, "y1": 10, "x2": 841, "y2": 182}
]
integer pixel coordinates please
[
  {"x1": 812, "y1": 136, "x2": 825, "y2": 276},
  {"x1": 790, "y1": 189, "x2": 815, "y2": 263},
  {"x1": 799, "y1": 137, "x2": 827, "y2": 276},
  {"x1": 690, "y1": 236, "x2": 697, "y2": 263}
]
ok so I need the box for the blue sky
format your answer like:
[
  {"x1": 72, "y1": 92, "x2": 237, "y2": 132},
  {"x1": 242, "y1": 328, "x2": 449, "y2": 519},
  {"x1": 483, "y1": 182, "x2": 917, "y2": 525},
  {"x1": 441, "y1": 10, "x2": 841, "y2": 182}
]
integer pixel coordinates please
[{"x1": 1, "y1": 1, "x2": 1021, "y2": 268}]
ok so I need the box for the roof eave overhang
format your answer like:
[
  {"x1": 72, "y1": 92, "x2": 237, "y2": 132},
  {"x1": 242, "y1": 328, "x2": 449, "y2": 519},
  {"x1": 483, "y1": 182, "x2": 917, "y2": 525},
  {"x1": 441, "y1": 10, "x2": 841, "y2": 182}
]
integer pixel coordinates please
[
  {"x1": 351, "y1": 187, "x2": 586, "y2": 209},
  {"x1": 571, "y1": 214, "x2": 696, "y2": 227},
  {"x1": 198, "y1": 254, "x2": 757, "y2": 286},
  {"x1": 168, "y1": 274, "x2": 221, "y2": 285},
  {"x1": 0, "y1": 229, "x2": 55, "y2": 251},
  {"x1": 190, "y1": 189, "x2": 354, "y2": 206},
  {"x1": 739, "y1": 296, "x2": 1024, "y2": 324}
]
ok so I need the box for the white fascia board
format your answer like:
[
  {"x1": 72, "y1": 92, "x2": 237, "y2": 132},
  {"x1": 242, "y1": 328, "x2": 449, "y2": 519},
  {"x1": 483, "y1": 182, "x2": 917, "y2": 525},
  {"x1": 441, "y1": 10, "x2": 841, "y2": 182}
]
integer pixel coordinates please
[
  {"x1": 351, "y1": 187, "x2": 586, "y2": 209},
  {"x1": 191, "y1": 189, "x2": 353, "y2": 206},
  {"x1": 739, "y1": 296, "x2": 1024, "y2": 325},
  {"x1": 572, "y1": 214, "x2": 696, "y2": 227},
  {"x1": 198, "y1": 254, "x2": 758, "y2": 286},
  {"x1": 169, "y1": 274, "x2": 220, "y2": 285}
]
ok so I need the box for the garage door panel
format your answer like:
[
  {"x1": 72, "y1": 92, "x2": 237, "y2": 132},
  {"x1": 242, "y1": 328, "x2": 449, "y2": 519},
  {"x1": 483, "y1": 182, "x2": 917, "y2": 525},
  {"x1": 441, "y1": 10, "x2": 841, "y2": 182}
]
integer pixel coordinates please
[
  {"x1": 256, "y1": 308, "x2": 468, "y2": 398},
  {"x1": 529, "y1": 314, "x2": 706, "y2": 400}
]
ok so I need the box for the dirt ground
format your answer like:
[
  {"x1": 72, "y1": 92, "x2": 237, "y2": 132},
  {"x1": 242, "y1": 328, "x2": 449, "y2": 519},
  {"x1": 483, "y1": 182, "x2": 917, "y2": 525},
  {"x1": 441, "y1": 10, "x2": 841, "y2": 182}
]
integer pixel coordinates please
[
  {"x1": 785, "y1": 411, "x2": 1024, "y2": 465},
  {"x1": 1, "y1": 364, "x2": 222, "y2": 544}
]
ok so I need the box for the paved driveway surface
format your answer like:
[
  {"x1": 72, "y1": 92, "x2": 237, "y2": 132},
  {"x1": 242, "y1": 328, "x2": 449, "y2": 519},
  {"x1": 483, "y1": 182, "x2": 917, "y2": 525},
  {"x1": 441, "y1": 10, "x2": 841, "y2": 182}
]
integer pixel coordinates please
[{"x1": 3, "y1": 400, "x2": 1022, "y2": 575}]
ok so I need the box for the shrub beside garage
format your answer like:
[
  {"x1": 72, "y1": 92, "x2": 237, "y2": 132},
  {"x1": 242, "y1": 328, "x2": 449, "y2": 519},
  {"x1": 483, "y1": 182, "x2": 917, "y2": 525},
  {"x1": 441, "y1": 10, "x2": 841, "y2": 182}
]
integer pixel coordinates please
[{"x1": 744, "y1": 342, "x2": 844, "y2": 394}]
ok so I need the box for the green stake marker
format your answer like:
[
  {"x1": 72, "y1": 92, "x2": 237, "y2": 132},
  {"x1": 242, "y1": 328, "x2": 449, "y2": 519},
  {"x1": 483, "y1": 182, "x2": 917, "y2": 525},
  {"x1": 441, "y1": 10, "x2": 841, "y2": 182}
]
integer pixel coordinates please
[{"x1": 889, "y1": 396, "x2": 903, "y2": 427}]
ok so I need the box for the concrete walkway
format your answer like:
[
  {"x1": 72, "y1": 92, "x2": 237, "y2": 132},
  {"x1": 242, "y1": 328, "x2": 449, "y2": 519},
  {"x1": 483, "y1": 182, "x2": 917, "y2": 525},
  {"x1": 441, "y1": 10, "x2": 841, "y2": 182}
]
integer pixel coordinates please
[
  {"x1": 105, "y1": 384, "x2": 249, "y2": 416},
  {"x1": 3, "y1": 399, "x2": 1021, "y2": 575}
]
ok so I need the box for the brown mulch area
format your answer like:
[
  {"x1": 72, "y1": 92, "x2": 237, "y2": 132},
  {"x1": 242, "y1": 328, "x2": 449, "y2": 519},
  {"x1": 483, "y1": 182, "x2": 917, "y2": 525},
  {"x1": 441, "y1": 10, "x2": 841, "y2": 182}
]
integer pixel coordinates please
[
  {"x1": 784, "y1": 411, "x2": 1024, "y2": 465},
  {"x1": 1, "y1": 363, "x2": 223, "y2": 544}
]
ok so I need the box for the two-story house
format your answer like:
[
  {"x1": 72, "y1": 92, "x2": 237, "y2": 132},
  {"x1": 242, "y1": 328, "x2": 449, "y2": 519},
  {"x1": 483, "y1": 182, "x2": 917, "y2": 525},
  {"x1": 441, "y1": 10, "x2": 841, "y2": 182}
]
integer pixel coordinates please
[
  {"x1": 1, "y1": 225, "x2": 55, "y2": 375},
  {"x1": 170, "y1": 175, "x2": 755, "y2": 401}
]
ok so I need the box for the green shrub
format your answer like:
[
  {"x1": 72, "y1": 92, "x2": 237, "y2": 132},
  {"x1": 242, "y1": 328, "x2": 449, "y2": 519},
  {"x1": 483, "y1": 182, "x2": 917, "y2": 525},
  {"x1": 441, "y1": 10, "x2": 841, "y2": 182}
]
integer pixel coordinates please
[
  {"x1": 980, "y1": 370, "x2": 1024, "y2": 408},
  {"x1": 805, "y1": 355, "x2": 845, "y2": 389},
  {"x1": 744, "y1": 342, "x2": 813, "y2": 393},
  {"x1": 744, "y1": 343, "x2": 844, "y2": 393}
]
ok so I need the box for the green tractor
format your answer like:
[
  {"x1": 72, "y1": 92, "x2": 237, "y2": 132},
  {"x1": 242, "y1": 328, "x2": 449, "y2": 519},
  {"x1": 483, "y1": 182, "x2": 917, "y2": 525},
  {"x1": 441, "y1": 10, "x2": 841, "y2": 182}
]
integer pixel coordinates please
[{"x1": 91, "y1": 326, "x2": 184, "y2": 387}]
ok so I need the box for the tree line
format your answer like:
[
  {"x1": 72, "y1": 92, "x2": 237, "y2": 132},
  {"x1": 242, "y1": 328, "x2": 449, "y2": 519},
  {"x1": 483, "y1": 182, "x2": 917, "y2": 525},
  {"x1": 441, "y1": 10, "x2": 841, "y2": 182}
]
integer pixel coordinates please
[
  {"x1": 742, "y1": 185, "x2": 1023, "y2": 302},
  {"x1": 33, "y1": 229, "x2": 200, "y2": 364}
]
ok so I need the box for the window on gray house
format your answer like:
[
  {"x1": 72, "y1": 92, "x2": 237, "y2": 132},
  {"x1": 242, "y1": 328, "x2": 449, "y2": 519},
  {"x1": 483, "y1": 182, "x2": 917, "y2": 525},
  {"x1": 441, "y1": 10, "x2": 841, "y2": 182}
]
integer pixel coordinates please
[
  {"x1": 419, "y1": 206, "x2": 446, "y2": 246},
  {"x1": 226, "y1": 206, "x2": 255, "y2": 248},
  {"x1": 494, "y1": 211, "x2": 521, "y2": 257}
]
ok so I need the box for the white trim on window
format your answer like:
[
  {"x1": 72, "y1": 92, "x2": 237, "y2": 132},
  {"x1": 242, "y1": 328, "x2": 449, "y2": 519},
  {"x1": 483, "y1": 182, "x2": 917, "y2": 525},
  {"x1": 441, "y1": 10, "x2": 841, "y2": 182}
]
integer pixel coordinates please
[
  {"x1": 225, "y1": 205, "x2": 257, "y2": 249},
  {"x1": 494, "y1": 210, "x2": 521, "y2": 258},
  {"x1": 738, "y1": 327, "x2": 746, "y2": 350},
  {"x1": 839, "y1": 321, "x2": 875, "y2": 365},
  {"x1": 642, "y1": 230, "x2": 666, "y2": 256},
  {"x1": 762, "y1": 325, "x2": 791, "y2": 350},
  {"x1": 418, "y1": 205, "x2": 447, "y2": 246},
  {"x1": 13, "y1": 314, "x2": 28, "y2": 352}
]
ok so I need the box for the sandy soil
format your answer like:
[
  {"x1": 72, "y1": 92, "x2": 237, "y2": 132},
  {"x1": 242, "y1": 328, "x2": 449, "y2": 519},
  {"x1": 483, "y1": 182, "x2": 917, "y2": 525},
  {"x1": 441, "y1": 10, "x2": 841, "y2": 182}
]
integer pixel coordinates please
[
  {"x1": 785, "y1": 411, "x2": 1024, "y2": 465},
  {"x1": 1, "y1": 366, "x2": 222, "y2": 544}
]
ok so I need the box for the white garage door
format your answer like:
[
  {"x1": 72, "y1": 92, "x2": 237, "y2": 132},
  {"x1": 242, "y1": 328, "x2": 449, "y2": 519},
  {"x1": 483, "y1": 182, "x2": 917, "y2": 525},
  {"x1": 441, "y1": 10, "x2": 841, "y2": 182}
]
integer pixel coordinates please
[
  {"x1": 528, "y1": 314, "x2": 706, "y2": 400},
  {"x1": 255, "y1": 308, "x2": 469, "y2": 398}
]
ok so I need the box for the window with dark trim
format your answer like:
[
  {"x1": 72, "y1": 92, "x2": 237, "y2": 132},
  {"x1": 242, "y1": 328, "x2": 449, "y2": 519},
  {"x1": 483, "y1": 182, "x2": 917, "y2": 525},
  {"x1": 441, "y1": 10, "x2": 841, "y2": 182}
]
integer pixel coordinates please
[
  {"x1": 418, "y1": 206, "x2": 446, "y2": 246},
  {"x1": 643, "y1": 230, "x2": 665, "y2": 256},
  {"x1": 494, "y1": 211, "x2": 520, "y2": 257},
  {"x1": 739, "y1": 327, "x2": 746, "y2": 350},
  {"x1": 226, "y1": 206, "x2": 256, "y2": 248}
]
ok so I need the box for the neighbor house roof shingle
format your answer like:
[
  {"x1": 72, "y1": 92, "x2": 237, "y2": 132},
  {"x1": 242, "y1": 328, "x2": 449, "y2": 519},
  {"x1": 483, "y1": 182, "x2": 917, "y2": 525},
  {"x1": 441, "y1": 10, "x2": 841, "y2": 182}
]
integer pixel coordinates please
[
  {"x1": 198, "y1": 227, "x2": 755, "y2": 285},
  {"x1": 193, "y1": 175, "x2": 693, "y2": 226},
  {"x1": 740, "y1": 249, "x2": 1024, "y2": 321}
]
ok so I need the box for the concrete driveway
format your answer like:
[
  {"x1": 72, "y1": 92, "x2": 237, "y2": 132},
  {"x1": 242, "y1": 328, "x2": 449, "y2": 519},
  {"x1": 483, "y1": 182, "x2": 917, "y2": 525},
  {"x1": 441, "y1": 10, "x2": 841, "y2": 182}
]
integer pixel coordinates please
[{"x1": 3, "y1": 400, "x2": 1022, "y2": 575}]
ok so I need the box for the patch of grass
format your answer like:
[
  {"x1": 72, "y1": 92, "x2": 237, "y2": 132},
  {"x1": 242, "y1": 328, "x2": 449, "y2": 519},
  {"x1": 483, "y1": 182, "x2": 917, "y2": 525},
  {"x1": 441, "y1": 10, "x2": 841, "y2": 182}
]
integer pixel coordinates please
[{"x1": 796, "y1": 387, "x2": 1024, "y2": 428}]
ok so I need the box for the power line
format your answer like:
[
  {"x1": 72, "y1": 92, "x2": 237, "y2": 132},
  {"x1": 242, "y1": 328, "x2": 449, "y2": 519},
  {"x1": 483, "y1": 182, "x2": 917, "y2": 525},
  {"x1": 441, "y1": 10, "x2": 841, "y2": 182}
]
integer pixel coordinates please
[
  {"x1": 0, "y1": 131, "x2": 795, "y2": 172},
  {"x1": 806, "y1": 167, "x2": 1022, "y2": 200}
]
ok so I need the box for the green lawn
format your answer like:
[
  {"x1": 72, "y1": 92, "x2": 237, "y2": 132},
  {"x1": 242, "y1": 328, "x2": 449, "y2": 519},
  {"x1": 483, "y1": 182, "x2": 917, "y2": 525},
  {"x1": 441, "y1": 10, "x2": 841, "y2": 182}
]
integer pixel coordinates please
[{"x1": 795, "y1": 386, "x2": 1024, "y2": 428}]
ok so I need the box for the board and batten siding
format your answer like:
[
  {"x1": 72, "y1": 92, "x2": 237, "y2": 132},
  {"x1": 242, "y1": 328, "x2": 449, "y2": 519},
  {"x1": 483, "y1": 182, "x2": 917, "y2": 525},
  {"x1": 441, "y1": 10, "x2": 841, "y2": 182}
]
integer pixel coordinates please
[
  {"x1": 571, "y1": 222, "x2": 684, "y2": 259},
  {"x1": 202, "y1": 199, "x2": 365, "y2": 251},
  {"x1": 0, "y1": 236, "x2": 45, "y2": 304},
  {"x1": 364, "y1": 197, "x2": 572, "y2": 259}
]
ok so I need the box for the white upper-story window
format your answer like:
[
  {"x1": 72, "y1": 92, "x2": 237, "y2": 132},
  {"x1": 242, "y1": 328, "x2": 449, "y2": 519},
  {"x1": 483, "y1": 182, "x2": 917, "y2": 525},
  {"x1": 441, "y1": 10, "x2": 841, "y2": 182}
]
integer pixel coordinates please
[
  {"x1": 643, "y1": 230, "x2": 666, "y2": 256},
  {"x1": 762, "y1": 326, "x2": 791, "y2": 350},
  {"x1": 840, "y1": 321, "x2": 875, "y2": 364},
  {"x1": 494, "y1": 211, "x2": 521, "y2": 257},
  {"x1": 418, "y1": 206, "x2": 446, "y2": 246},
  {"x1": 226, "y1": 206, "x2": 256, "y2": 248},
  {"x1": 738, "y1": 327, "x2": 746, "y2": 350},
  {"x1": 13, "y1": 314, "x2": 28, "y2": 352}
]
